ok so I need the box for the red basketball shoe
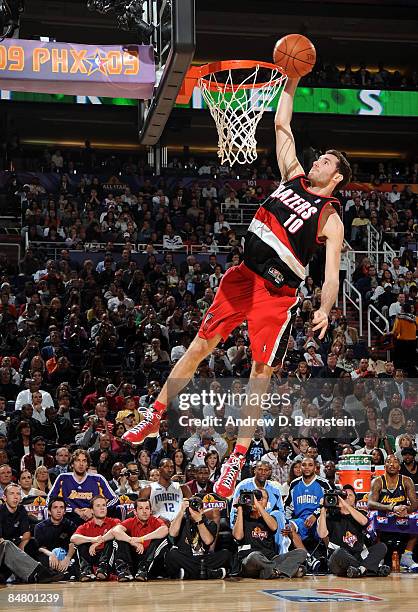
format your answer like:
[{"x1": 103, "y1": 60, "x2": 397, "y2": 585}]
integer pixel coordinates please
[
  {"x1": 213, "y1": 453, "x2": 245, "y2": 499},
  {"x1": 122, "y1": 408, "x2": 161, "y2": 445}
]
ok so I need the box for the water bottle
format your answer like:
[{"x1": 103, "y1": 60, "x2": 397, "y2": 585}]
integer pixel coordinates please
[
  {"x1": 391, "y1": 551, "x2": 400, "y2": 573},
  {"x1": 199, "y1": 557, "x2": 207, "y2": 580}
]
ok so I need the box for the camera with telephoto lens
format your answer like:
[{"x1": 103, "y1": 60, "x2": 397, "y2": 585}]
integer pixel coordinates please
[
  {"x1": 238, "y1": 489, "x2": 263, "y2": 507},
  {"x1": 188, "y1": 496, "x2": 204, "y2": 512},
  {"x1": 323, "y1": 489, "x2": 347, "y2": 509}
]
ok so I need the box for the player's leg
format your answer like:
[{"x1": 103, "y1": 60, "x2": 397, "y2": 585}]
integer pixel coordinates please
[
  {"x1": 213, "y1": 359, "x2": 274, "y2": 498},
  {"x1": 401, "y1": 536, "x2": 418, "y2": 570},
  {"x1": 123, "y1": 334, "x2": 221, "y2": 444},
  {"x1": 214, "y1": 283, "x2": 299, "y2": 498},
  {"x1": 123, "y1": 265, "x2": 248, "y2": 445}
]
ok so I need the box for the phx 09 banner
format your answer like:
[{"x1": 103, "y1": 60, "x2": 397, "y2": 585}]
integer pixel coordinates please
[{"x1": 0, "y1": 39, "x2": 155, "y2": 98}]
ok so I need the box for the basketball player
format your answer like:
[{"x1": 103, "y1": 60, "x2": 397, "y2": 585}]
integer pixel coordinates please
[
  {"x1": 368, "y1": 454, "x2": 418, "y2": 571},
  {"x1": 140, "y1": 458, "x2": 192, "y2": 523},
  {"x1": 123, "y1": 75, "x2": 351, "y2": 499},
  {"x1": 46, "y1": 449, "x2": 119, "y2": 521}
]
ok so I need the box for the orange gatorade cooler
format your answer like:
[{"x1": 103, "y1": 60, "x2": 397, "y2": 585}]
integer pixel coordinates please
[{"x1": 336, "y1": 454, "x2": 372, "y2": 494}]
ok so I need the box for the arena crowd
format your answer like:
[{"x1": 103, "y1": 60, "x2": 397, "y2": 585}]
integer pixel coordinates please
[{"x1": 0, "y1": 150, "x2": 416, "y2": 584}]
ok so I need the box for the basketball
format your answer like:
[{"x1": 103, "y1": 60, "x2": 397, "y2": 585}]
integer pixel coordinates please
[{"x1": 273, "y1": 34, "x2": 316, "y2": 78}]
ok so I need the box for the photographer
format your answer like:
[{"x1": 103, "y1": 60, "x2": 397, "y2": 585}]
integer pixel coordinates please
[
  {"x1": 318, "y1": 484, "x2": 390, "y2": 578},
  {"x1": 116, "y1": 461, "x2": 142, "y2": 495},
  {"x1": 75, "y1": 400, "x2": 113, "y2": 449},
  {"x1": 231, "y1": 461, "x2": 285, "y2": 551},
  {"x1": 232, "y1": 488, "x2": 307, "y2": 578},
  {"x1": 165, "y1": 497, "x2": 231, "y2": 579},
  {"x1": 183, "y1": 428, "x2": 227, "y2": 466}
]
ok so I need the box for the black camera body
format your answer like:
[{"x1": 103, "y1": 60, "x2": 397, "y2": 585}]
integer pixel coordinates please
[
  {"x1": 188, "y1": 496, "x2": 204, "y2": 512},
  {"x1": 238, "y1": 489, "x2": 263, "y2": 507},
  {"x1": 323, "y1": 489, "x2": 347, "y2": 509}
]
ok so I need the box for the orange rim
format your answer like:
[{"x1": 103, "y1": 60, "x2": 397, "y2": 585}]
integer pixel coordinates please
[
  {"x1": 198, "y1": 60, "x2": 286, "y2": 92},
  {"x1": 176, "y1": 60, "x2": 286, "y2": 104}
]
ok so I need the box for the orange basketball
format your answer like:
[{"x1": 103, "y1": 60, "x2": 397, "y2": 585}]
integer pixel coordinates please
[{"x1": 273, "y1": 34, "x2": 316, "y2": 78}]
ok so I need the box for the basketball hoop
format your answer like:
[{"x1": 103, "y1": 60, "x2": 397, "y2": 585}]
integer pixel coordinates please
[{"x1": 177, "y1": 60, "x2": 287, "y2": 166}]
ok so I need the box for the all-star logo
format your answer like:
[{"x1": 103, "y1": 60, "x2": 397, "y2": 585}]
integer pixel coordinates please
[{"x1": 84, "y1": 49, "x2": 111, "y2": 76}]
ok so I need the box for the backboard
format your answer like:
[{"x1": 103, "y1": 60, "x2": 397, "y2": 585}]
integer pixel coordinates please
[{"x1": 138, "y1": 0, "x2": 195, "y2": 146}]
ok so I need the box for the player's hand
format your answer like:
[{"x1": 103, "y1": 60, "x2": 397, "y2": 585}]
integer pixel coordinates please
[
  {"x1": 253, "y1": 497, "x2": 264, "y2": 513},
  {"x1": 89, "y1": 543, "x2": 99, "y2": 556},
  {"x1": 312, "y1": 309, "x2": 329, "y2": 340},
  {"x1": 304, "y1": 514, "x2": 317, "y2": 528},
  {"x1": 393, "y1": 505, "x2": 408, "y2": 517},
  {"x1": 135, "y1": 543, "x2": 144, "y2": 554},
  {"x1": 338, "y1": 495, "x2": 349, "y2": 510},
  {"x1": 189, "y1": 507, "x2": 204, "y2": 523},
  {"x1": 281, "y1": 525, "x2": 292, "y2": 537},
  {"x1": 49, "y1": 554, "x2": 59, "y2": 570},
  {"x1": 57, "y1": 556, "x2": 71, "y2": 572}
]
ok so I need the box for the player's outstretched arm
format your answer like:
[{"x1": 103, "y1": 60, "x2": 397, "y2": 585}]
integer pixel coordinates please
[
  {"x1": 275, "y1": 77, "x2": 304, "y2": 181},
  {"x1": 312, "y1": 214, "x2": 344, "y2": 339}
]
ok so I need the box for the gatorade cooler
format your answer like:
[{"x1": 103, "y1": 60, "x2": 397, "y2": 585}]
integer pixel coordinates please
[{"x1": 336, "y1": 454, "x2": 372, "y2": 494}]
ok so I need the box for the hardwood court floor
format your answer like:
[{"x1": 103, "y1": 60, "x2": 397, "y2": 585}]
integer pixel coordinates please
[{"x1": 1, "y1": 574, "x2": 418, "y2": 611}]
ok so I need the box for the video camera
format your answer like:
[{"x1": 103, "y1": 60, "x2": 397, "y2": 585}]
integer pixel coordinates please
[
  {"x1": 237, "y1": 489, "x2": 263, "y2": 507},
  {"x1": 188, "y1": 496, "x2": 204, "y2": 513},
  {"x1": 323, "y1": 489, "x2": 347, "y2": 509}
]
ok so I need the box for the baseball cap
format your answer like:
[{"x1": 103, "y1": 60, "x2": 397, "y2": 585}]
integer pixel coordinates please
[
  {"x1": 383, "y1": 283, "x2": 392, "y2": 289},
  {"x1": 106, "y1": 384, "x2": 117, "y2": 395},
  {"x1": 278, "y1": 441, "x2": 291, "y2": 450},
  {"x1": 401, "y1": 447, "x2": 416, "y2": 456}
]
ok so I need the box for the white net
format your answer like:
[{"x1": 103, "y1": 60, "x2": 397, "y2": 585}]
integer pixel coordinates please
[{"x1": 199, "y1": 64, "x2": 287, "y2": 166}]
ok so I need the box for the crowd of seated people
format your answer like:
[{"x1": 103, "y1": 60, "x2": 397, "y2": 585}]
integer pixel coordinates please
[
  {"x1": 0, "y1": 153, "x2": 416, "y2": 585},
  {"x1": 0, "y1": 241, "x2": 417, "y2": 583}
]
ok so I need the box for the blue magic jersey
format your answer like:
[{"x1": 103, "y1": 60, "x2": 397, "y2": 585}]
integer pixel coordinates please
[
  {"x1": 47, "y1": 472, "x2": 119, "y2": 509},
  {"x1": 284, "y1": 476, "x2": 330, "y2": 520}
]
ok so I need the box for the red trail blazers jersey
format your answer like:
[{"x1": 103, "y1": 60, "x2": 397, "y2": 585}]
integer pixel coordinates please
[{"x1": 244, "y1": 174, "x2": 341, "y2": 288}]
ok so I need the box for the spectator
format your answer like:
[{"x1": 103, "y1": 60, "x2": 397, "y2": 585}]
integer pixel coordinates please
[
  {"x1": 70, "y1": 495, "x2": 122, "y2": 582},
  {"x1": 0, "y1": 484, "x2": 64, "y2": 583},
  {"x1": 47, "y1": 449, "x2": 119, "y2": 524},
  {"x1": 34, "y1": 497, "x2": 77, "y2": 575},
  {"x1": 261, "y1": 440, "x2": 293, "y2": 484},
  {"x1": 186, "y1": 465, "x2": 214, "y2": 495},
  {"x1": 113, "y1": 498, "x2": 169, "y2": 581},
  {"x1": 392, "y1": 304, "x2": 418, "y2": 376},
  {"x1": 232, "y1": 488, "x2": 307, "y2": 578},
  {"x1": 15, "y1": 375, "x2": 54, "y2": 411},
  {"x1": 140, "y1": 458, "x2": 192, "y2": 523},
  {"x1": 183, "y1": 429, "x2": 228, "y2": 466},
  {"x1": 20, "y1": 436, "x2": 54, "y2": 473},
  {"x1": 285, "y1": 457, "x2": 330, "y2": 572},
  {"x1": 166, "y1": 498, "x2": 230, "y2": 579},
  {"x1": 48, "y1": 447, "x2": 71, "y2": 483},
  {"x1": 317, "y1": 484, "x2": 389, "y2": 577},
  {"x1": 400, "y1": 447, "x2": 418, "y2": 485},
  {"x1": 368, "y1": 454, "x2": 418, "y2": 571},
  {"x1": 0, "y1": 463, "x2": 13, "y2": 497}
]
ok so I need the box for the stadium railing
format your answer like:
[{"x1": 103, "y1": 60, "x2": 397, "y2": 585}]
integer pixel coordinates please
[
  {"x1": 343, "y1": 278, "x2": 363, "y2": 336},
  {"x1": 368, "y1": 304, "x2": 390, "y2": 360}
]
